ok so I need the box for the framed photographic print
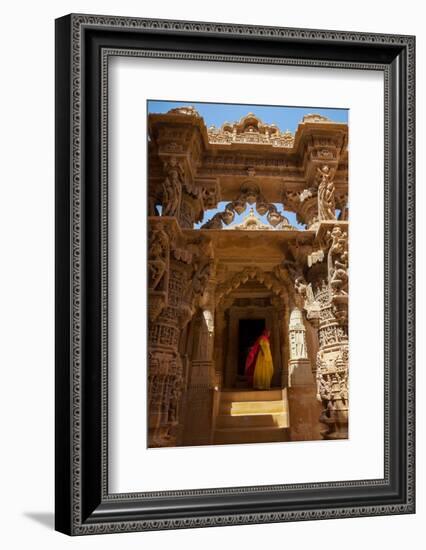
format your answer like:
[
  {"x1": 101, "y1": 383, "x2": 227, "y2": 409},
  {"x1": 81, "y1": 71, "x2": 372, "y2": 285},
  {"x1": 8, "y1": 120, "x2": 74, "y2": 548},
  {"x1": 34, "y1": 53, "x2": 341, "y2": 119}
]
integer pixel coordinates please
[{"x1": 55, "y1": 14, "x2": 415, "y2": 535}]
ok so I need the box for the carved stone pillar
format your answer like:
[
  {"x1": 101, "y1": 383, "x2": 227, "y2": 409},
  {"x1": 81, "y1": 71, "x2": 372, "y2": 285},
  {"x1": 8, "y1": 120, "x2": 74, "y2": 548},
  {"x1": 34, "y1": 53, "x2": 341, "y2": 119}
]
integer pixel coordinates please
[
  {"x1": 279, "y1": 305, "x2": 289, "y2": 388},
  {"x1": 288, "y1": 307, "x2": 312, "y2": 387},
  {"x1": 286, "y1": 307, "x2": 322, "y2": 441},
  {"x1": 148, "y1": 220, "x2": 178, "y2": 448},
  {"x1": 147, "y1": 218, "x2": 214, "y2": 447},
  {"x1": 182, "y1": 307, "x2": 216, "y2": 446},
  {"x1": 148, "y1": 258, "x2": 192, "y2": 447},
  {"x1": 172, "y1": 241, "x2": 215, "y2": 446},
  {"x1": 287, "y1": 221, "x2": 348, "y2": 441},
  {"x1": 315, "y1": 222, "x2": 349, "y2": 440},
  {"x1": 213, "y1": 303, "x2": 229, "y2": 390}
]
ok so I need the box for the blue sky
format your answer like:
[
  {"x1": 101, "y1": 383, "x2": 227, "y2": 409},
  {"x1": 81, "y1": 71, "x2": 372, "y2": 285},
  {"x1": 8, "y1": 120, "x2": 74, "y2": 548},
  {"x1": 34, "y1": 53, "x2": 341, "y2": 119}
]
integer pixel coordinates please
[{"x1": 149, "y1": 100, "x2": 347, "y2": 229}]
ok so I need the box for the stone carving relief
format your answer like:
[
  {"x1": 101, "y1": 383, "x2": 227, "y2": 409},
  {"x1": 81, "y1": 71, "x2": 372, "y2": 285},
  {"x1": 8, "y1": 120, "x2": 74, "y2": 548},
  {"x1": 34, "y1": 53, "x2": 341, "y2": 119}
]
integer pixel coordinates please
[
  {"x1": 282, "y1": 188, "x2": 318, "y2": 229},
  {"x1": 158, "y1": 154, "x2": 204, "y2": 228},
  {"x1": 177, "y1": 238, "x2": 215, "y2": 327},
  {"x1": 201, "y1": 178, "x2": 292, "y2": 230},
  {"x1": 311, "y1": 221, "x2": 349, "y2": 439},
  {"x1": 316, "y1": 345, "x2": 349, "y2": 434},
  {"x1": 288, "y1": 308, "x2": 308, "y2": 360},
  {"x1": 148, "y1": 350, "x2": 184, "y2": 446},
  {"x1": 207, "y1": 113, "x2": 295, "y2": 148},
  {"x1": 216, "y1": 266, "x2": 289, "y2": 305},
  {"x1": 295, "y1": 277, "x2": 321, "y2": 321},
  {"x1": 280, "y1": 260, "x2": 321, "y2": 322},
  {"x1": 148, "y1": 266, "x2": 189, "y2": 447},
  {"x1": 200, "y1": 179, "x2": 221, "y2": 210},
  {"x1": 148, "y1": 227, "x2": 169, "y2": 291},
  {"x1": 148, "y1": 224, "x2": 172, "y2": 322},
  {"x1": 317, "y1": 165, "x2": 336, "y2": 221},
  {"x1": 161, "y1": 156, "x2": 184, "y2": 217},
  {"x1": 287, "y1": 307, "x2": 314, "y2": 387},
  {"x1": 327, "y1": 226, "x2": 349, "y2": 297}
]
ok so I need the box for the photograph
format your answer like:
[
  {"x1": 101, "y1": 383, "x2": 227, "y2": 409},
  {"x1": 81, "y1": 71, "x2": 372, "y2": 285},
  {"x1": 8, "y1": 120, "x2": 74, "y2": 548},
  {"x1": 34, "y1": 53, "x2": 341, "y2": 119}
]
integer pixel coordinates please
[{"x1": 147, "y1": 100, "x2": 349, "y2": 448}]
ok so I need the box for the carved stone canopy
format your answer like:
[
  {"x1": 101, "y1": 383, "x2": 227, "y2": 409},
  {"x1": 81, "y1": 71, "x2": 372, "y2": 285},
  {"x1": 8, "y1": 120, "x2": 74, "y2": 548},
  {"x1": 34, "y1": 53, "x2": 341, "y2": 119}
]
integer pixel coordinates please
[{"x1": 148, "y1": 106, "x2": 348, "y2": 211}]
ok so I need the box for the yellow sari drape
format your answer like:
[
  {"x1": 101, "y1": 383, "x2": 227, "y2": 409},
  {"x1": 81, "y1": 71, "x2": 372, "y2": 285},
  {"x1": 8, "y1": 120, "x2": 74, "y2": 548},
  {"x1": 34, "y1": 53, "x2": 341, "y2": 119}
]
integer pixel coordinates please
[{"x1": 253, "y1": 336, "x2": 274, "y2": 389}]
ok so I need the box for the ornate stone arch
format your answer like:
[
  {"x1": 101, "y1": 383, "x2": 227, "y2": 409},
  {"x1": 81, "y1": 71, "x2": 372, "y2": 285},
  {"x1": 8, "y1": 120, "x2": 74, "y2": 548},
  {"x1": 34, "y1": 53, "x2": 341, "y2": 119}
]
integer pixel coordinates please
[{"x1": 216, "y1": 266, "x2": 292, "y2": 306}]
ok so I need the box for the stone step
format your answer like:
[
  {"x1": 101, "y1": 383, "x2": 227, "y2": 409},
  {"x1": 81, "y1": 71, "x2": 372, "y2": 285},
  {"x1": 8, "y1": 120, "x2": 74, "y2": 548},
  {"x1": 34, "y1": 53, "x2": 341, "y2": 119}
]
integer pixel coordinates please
[
  {"x1": 216, "y1": 412, "x2": 289, "y2": 429},
  {"x1": 213, "y1": 426, "x2": 290, "y2": 445},
  {"x1": 219, "y1": 399, "x2": 288, "y2": 416},
  {"x1": 220, "y1": 389, "x2": 283, "y2": 402}
]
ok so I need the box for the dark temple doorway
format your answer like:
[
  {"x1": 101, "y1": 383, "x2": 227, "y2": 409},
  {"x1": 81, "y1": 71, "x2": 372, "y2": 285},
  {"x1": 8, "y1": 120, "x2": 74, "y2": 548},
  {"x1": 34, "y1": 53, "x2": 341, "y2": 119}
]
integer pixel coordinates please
[{"x1": 237, "y1": 318, "x2": 266, "y2": 378}]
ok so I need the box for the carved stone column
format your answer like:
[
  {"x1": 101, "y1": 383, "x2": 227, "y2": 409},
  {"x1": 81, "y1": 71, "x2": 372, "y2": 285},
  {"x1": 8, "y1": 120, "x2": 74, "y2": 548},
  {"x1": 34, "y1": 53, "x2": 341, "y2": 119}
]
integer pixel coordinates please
[
  {"x1": 288, "y1": 308, "x2": 312, "y2": 386},
  {"x1": 182, "y1": 306, "x2": 216, "y2": 446},
  {"x1": 213, "y1": 299, "x2": 231, "y2": 390},
  {"x1": 148, "y1": 216, "x2": 214, "y2": 447},
  {"x1": 286, "y1": 221, "x2": 348, "y2": 441},
  {"x1": 286, "y1": 307, "x2": 322, "y2": 441},
  {"x1": 148, "y1": 257, "x2": 192, "y2": 447},
  {"x1": 173, "y1": 240, "x2": 215, "y2": 446},
  {"x1": 315, "y1": 222, "x2": 349, "y2": 440}
]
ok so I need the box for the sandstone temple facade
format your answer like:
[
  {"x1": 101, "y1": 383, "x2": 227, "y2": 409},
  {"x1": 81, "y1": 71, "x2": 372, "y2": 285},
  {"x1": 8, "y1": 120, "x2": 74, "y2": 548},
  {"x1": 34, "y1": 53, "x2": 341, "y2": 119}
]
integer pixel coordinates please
[{"x1": 147, "y1": 106, "x2": 349, "y2": 448}]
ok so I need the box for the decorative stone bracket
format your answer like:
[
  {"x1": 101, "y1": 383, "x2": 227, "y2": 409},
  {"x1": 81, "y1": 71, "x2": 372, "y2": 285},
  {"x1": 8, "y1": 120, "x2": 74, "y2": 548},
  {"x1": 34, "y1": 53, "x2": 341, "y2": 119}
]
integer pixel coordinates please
[{"x1": 201, "y1": 179, "x2": 292, "y2": 229}]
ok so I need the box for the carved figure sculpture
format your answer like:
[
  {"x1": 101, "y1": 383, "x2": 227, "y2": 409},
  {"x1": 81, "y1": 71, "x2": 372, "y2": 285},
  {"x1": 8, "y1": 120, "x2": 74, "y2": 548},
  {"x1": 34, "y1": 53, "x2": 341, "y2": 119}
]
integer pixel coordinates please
[
  {"x1": 327, "y1": 227, "x2": 349, "y2": 296},
  {"x1": 162, "y1": 158, "x2": 182, "y2": 217},
  {"x1": 317, "y1": 165, "x2": 336, "y2": 221},
  {"x1": 148, "y1": 228, "x2": 169, "y2": 290}
]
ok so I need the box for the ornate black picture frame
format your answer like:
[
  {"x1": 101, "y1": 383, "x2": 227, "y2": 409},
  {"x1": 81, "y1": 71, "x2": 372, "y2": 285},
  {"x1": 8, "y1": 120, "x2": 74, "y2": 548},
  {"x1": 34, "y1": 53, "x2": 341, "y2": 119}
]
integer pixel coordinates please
[{"x1": 55, "y1": 14, "x2": 415, "y2": 535}]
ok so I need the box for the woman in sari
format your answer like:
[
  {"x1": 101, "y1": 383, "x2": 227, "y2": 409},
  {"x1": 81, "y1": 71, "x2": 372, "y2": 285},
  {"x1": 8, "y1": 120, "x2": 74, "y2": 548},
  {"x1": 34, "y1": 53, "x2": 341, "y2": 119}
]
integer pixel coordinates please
[{"x1": 244, "y1": 329, "x2": 274, "y2": 390}]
